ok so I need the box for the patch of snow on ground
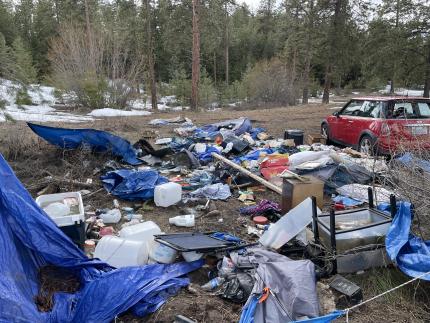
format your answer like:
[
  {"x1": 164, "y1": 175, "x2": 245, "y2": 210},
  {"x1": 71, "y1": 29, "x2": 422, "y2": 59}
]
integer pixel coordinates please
[
  {"x1": 379, "y1": 87, "x2": 424, "y2": 97},
  {"x1": 88, "y1": 108, "x2": 152, "y2": 117}
]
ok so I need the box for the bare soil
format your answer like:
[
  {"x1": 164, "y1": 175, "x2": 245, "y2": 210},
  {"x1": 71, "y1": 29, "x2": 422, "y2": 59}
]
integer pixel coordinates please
[{"x1": 1, "y1": 103, "x2": 429, "y2": 322}]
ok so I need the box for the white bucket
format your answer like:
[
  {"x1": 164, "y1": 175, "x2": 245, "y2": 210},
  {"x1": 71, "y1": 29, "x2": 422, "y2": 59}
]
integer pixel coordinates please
[
  {"x1": 182, "y1": 251, "x2": 204, "y2": 262},
  {"x1": 94, "y1": 236, "x2": 148, "y2": 268},
  {"x1": 150, "y1": 242, "x2": 178, "y2": 264}
]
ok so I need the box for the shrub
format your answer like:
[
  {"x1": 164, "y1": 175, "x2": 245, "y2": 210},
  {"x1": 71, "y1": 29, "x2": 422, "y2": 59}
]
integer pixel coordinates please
[{"x1": 15, "y1": 88, "x2": 33, "y2": 105}]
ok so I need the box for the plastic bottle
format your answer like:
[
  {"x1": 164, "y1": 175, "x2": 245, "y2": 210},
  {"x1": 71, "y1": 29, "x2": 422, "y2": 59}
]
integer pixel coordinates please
[
  {"x1": 154, "y1": 182, "x2": 182, "y2": 207},
  {"x1": 100, "y1": 208, "x2": 121, "y2": 224},
  {"x1": 201, "y1": 277, "x2": 225, "y2": 291},
  {"x1": 169, "y1": 214, "x2": 195, "y2": 227}
]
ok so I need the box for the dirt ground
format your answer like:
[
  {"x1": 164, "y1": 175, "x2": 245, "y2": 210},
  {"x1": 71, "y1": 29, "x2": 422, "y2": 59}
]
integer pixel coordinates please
[{"x1": 1, "y1": 103, "x2": 429, "y2": 322}]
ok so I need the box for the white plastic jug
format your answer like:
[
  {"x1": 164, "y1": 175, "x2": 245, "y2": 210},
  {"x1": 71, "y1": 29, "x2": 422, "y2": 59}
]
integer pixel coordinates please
[
  {"x1": 94, "y1": 236, "x2": 148, "y2": 268},
  {"x1": 100, "y1": 209, "x2": 121, "y2": 224},
  {"x1": 154, "y1": 182, "x2": 182, "y2": 207},
  {"x1": 119, "y1": 221, "x2": 161, "y2": 242},
  {"x1": 150, "y1": 242, "x2": 178, "y2": 264},
  {"x1": 259, "y1": 198, "x2": 320, "y2": 249},
  {"x1": 169, "y1": 214, "x2": 195, "y2": 227}
]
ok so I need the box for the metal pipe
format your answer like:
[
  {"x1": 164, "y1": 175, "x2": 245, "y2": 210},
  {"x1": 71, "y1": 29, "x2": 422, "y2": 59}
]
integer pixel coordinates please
[
  {"x1": 368, "y1": 186, "x2": 374, "y2": 209},
  {"x1": 390, "y1": 194, "x2": 397, "y2": 218},
  {"x1": 311, "y1": 196, "x2": 320, "y2": 244},
  {"x1": 329, "y1": 207, "x2": 337, "y2": 274}
]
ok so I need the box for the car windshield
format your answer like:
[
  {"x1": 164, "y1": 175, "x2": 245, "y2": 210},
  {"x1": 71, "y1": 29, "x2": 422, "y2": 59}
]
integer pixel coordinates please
[{"x1": 385, "y1": 101, "x2": 430, "y2": 119}]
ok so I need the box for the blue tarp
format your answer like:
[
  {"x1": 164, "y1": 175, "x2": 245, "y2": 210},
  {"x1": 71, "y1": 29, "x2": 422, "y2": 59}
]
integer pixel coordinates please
[
  {"x1": 101, "y1": 169, "x2": 168, "y2": 200},
  {"x1": 0, "y1": 153, "x2": 203, "y2": 322},
  {"x1": 386, "y1": 202, "x2": 430, "y2": 280},
  {"x1": 193, "y1": 117, "x2": 253, "y2": 140},
  {"x1": 396, "y1": 153, "x2": 430, "y2": 173},
  {"x1": 233, "y1": 148, "x2": 275, "y2": 164},
  {"x1": 28, "y1": 123, "x2": 142, "y2": 165},
  {"x1": 291, "y1": 310, "x2": 346, "y2": 323}
]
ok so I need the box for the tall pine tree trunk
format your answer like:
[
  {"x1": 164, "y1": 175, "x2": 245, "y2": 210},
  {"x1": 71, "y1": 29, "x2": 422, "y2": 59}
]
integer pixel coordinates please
[
  {"x1": 302, "y1": 0, "x2": 314, "y2": 105},
  {"x1": 191, "y1": 0, "x2": 200, "y2": 111},
  {"x1": 424, "y1": 43, "x2": 430, "y2": 98},
  {"x1": 145, "y1": 0, "x2": 157, "y2": 110},
  {"x1": 213, "y1": 52, "x2": 217, "y2": 85},
  {"x1": 322, "y1": 0, "x2": 341, "y2": 104},
  {"x1": 224, "y1": 3, "x2": 229, "y2": 85},
  {"x1": 391, "y1": 0, "x2": 401, "y2": 94}
]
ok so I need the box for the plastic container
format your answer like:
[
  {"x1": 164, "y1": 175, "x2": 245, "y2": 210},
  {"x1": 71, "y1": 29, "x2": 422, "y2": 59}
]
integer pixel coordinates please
[
  {"x1": 94, "y1": 236, "x2": 148, "y2": 268},
  {"x1": 201, "y1": 277, "x2": 225, "y2": 291},
  {"x1": 284, "y1": 129, "x2": 304, "y2": 146},
  {"x1": 43, "y1": 202, "x2": 70, "y2": 218},
  {"x1": 182, "y1": 251, "x2": 204, "y2": 262},
  {"x1": 150, "y1": 242, "x2": 178, "y2": 264},
  {"x1": 154, "y1": 182, "x2": 182, "y2": 207},
  {"x1": 36, "y1": 192, "x2": 84, "y2": 227},
  {"x1": 259, "y1": 198, "x2": 320, "y2": 249},
  {"x1": 169, "y1": 214, "x2": 195, "y2": 227},
  {"x1": 100, "y1": 209, "x2": 121, "y2": 224},
  {"x1": 119, "y1": 221, "x2": 161, "y2": 242}
]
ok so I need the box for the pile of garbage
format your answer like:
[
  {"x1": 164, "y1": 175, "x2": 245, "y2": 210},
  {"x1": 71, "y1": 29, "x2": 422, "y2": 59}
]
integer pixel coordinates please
[{"x1": 1, "y1": 117, "x2": 428, "y2": 322}]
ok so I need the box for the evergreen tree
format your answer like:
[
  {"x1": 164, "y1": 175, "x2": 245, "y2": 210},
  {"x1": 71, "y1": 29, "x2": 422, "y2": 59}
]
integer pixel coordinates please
[{"x1": 12, "y1": 36, "x2": 37, "y2": 83}]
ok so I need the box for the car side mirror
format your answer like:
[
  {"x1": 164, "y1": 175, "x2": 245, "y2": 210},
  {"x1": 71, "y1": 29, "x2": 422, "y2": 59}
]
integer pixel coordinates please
[{"x1": 333, "y1": 111, "x2": 339, "y2": 117}]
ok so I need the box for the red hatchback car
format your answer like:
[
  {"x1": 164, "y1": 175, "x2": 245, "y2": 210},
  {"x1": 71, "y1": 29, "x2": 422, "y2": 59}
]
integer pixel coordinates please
[{"x1": 321, "y1": 97, "x2": 430, "y2": 155}]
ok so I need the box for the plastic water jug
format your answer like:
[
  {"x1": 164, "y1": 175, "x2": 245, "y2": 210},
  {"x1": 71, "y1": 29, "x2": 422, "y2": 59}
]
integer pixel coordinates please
[
  {"x1": 150, "y1": 242, "x2": 178, "y2": 264},
  {"x1": 100, "y1": 209, "x2": 121, "y2": 224},
  {"x1": 169, "y1": 214, "x2": 195, "y2": 227},
  {"x1": 154, "y1": 182, "x2": 182, "y2": 207},
  {"x1": 119, "y1": 221, "x2": 161, "y2": 242},
  {"x1": 94, "y1": 236, "x2": 148, "y2": 268}
]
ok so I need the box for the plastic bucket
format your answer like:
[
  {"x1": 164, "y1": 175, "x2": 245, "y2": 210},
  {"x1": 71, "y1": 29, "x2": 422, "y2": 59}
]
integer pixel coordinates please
[
  {"x1": 94, "y1": 236, "x2": 148, "y2": 268},
  {"x1": 284, "y1": 129, "x2": 304, "y2": 146}
]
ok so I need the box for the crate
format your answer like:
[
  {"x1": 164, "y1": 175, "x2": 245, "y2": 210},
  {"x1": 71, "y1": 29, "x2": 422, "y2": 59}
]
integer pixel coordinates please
[
  {"x1": 36, "y1": 192, "x2": 85, "y2": 248},
  {"x1": 307, "y1": 134, "x2": 326, "y2": 145}
]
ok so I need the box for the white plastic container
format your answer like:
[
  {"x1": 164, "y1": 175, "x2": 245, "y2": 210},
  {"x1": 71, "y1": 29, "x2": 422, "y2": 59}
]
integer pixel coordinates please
[
  {"x1": 119, "y1": 221, "x2": 161, "y2": 242},
  {"x1": 36, "y1": 192, "x2": 84, "y2": 227},
  {"x1": 100, "y1": 209, "x2": 122, "y2": 224},
  {"x1": 182, "y1": 251, "x2": 204, "y2": 262},
  {"x1": 259, "y1": 198, "x2": 320, "y2": 249},
  {"x1": 94, "y1": 236, "x2": 148, "y2": 268},
  {"x1": 43, "y1": 202, "x2": 70, "y2": 218},
  {"x1": 154, "y1": 182, "x2": 182, "y2": 207},
  {"x1": 150, "y1": 242, "x2": 178, "y2": 264},
  {"x1": 169, "y1": 214, "x2": 195, "y2": 227}
]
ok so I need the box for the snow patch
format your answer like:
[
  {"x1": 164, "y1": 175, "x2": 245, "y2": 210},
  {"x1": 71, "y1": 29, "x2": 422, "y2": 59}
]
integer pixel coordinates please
[{"x1": 88, "y1": 108, "x2": 152, "y2": 117}]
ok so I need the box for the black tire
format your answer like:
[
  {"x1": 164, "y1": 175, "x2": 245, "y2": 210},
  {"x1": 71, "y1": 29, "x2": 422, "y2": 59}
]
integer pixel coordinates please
[
  {"x1": 321, "y1": 123, "x2": 332, "y2": 145},
  {"x1": 358, "y1": 135, "x2": 376, "y2": 156}
]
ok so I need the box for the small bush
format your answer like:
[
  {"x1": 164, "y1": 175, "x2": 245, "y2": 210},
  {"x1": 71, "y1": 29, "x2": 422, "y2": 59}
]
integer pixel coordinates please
[
  {"x1": 199, "y1": 70, "x2": 217, "y2": 108},
  {"x1": 15, "y1": 88, "x2": 33, "y2": 105},
  {"x1": 171, "y1": 69, "x2": 191, "y2": 106},
  {"x1": 4, "y1": 112, "x2": 16, "y2": 123},
  {"x1": 0, "y1": 99, "x2": 6, "y2": 110},
  {"x1": 76, "y1": 75, "x2": 108, "y2": 109}
]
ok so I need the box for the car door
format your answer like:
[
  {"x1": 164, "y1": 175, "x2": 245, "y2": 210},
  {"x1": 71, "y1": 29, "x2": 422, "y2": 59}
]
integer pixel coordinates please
[
  {"x1": 331, "y1": 100, "x2": 364, "y2": 144},
  {"x1": 349, "y1": 100, "x2": 383, "y2": 144}
]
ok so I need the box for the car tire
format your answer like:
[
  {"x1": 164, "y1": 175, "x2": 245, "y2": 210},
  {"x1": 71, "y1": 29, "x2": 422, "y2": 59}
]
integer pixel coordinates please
[
  {"x1": 358, "y1": 135, "x2": 376, "y2": 156},
  {"x1": 321, "y1": 123, "x2": 332, "y2": 144}
]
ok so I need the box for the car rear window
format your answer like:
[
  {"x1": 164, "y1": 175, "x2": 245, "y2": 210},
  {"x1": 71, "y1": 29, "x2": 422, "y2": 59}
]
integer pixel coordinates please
[{"x1": 386, "y1": 101, "x2": 430, "y2": 119}]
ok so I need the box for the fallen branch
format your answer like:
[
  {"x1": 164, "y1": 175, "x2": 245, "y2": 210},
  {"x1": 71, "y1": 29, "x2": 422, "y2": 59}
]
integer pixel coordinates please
[{"x1": 211, "y1": 152, "x2": 282, "y2": 194}]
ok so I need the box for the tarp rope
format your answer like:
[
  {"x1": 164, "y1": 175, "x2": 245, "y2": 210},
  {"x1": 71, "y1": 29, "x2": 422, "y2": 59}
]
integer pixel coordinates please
[{"x1": 344, "y1": 269, "x2": 430, "y2": 322}]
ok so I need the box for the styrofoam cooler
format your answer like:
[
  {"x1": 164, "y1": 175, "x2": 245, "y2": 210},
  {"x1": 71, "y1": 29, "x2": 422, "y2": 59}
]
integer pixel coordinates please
[{"x1": 94, "y1": 236, "x2": 149, "y2": 268}]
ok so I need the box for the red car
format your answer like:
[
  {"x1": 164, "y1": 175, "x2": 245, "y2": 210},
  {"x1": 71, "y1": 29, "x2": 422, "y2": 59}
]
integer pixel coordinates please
[{"x1": 321, "y1": 97, "x2": 430, "y2": 155}]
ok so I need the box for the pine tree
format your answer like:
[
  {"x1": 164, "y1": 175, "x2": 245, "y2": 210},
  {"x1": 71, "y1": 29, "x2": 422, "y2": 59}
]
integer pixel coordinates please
[
  {"x1": 12, "y1": 36, "x2": 37, "y2": 83},
  {"x1": 0, "y1": 32, "x2": 14, "y2": 78}
]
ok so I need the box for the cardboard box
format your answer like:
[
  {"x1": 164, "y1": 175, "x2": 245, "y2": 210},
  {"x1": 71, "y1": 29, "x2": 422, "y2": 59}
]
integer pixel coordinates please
[
  {"x1": 281, "y1": 175, "x2": 324, "y2": 213},
  {"x1": 307, "y1": 134, "x2": 326, "y2": 145}
]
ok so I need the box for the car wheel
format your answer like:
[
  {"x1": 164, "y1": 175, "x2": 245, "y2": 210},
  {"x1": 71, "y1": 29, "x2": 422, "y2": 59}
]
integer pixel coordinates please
[
  {"x1": 321, "y1": 123, "x2": 332, "y2": 144},
  {"x1": 359, "y1": 135, "x2": 375, "y2": 156}
]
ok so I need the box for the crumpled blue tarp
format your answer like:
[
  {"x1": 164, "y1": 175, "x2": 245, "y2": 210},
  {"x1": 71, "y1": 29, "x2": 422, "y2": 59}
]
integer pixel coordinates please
[
  {"x1": 101, "y1": 169, "x2": 168, "y2": 200},
  {"x1": 28, "y1": 123, "x2": 142, "y2": 165},
  {"x1": 0, "y1": 153, "x2": 203, "y2": 322},
  {"x1": 233, "y1": 148, "x2": 275, "y2": 164},
  {"x1": 195, "y1": 146, "x2": 220, "y2": 163},
  {"x1": 396, "y1": 153, "x2": 430, "y2": 173},
  {"x1": 332, "y1": 195, "x2": 364, "y2": 207},
  {"x1": 193, "y1": 117, "x2": 252, "y2": 140},
  {"x1": 386, "y1": 202, "x2": 430, "y2": 280},
  {"x1": 290, "y1": 310, "x2": 346, "y2": 323}
]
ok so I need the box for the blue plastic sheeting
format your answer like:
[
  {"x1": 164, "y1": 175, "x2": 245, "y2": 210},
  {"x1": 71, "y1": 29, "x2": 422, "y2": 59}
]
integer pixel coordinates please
[
  {"x1": 101, "y1": 169, "x2": 168, "y2": 200},
  {"x1": 211, "y1": 232, "x2": 242, "y2": 243},
  {"x1": 291, "y1": 310, "x2": 346, "y2": 323},
  {"x1": 233, "y1": 148, "x2": 275, "y2": 164},
  {"x1": 239, "y1": 294, "x2": 259, "y2": 323},
  {"x1": 386, "y1": 202, "x2": 430, "y2": 280},
  {"x1": 193, "y1": 117, "x2": 253, "y2": 140},
  {"x1": 396, "y1": 153, "x2": 430, "y2": 173},
  {"x1": 28, "y1": 122, "x2": 142, "y2": 165},
  {"x1": 332, "y1": 195, "x2": 364, "y2": 207},
  {"x1": 195, "y1": 146, "x2": 220, "y2": 163},
  {"x1": 0, "y1": 153, "x2": 203, "y2": 322}
]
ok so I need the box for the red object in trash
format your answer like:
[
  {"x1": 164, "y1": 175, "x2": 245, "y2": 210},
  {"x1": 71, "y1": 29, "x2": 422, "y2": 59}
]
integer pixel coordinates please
[
  {"x1": 253, "y1": 216, "x2": 269, "y2": 225},
  {"x1": 260, "y1": 166, "x2": 289, "y2": 180},
  {"x1": 334, "y1": 203, "x2": 345, "y2": 210},
  {"x1": 99, "y1": 226, "x2": 115, "y2": 236},
  {"x1": 259, "y1": 156, "x2": 289, "y2": 169}
]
